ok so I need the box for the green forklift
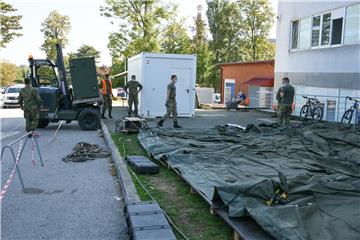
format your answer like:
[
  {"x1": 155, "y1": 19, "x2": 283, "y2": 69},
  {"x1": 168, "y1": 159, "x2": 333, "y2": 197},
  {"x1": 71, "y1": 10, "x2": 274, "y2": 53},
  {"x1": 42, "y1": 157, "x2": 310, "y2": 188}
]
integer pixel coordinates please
[{"x1": 28, "y1": 43, "x2": 101, "y2": 130}]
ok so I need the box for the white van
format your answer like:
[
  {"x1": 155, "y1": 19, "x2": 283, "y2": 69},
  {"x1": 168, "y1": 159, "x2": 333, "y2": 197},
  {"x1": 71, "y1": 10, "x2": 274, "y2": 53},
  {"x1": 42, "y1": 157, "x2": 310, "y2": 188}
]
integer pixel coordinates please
[{"x1": 2, "y1": 84, "x2": 24, "y2": 108}]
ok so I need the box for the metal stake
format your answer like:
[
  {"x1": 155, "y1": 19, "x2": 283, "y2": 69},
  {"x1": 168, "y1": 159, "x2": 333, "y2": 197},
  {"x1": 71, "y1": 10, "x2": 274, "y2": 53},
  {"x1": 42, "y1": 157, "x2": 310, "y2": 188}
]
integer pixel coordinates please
[
  {"x1": 33, "y1": 136, "x2": 44, "y2": 167},
  {"x1": 1, "y1": 146, "x2": 25, "y2": 192}
]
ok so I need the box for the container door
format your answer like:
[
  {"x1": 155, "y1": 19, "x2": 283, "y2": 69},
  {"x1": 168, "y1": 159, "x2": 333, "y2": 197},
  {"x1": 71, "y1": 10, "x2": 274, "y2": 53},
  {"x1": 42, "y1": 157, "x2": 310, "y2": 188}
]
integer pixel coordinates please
[
  {"x1": 170, "y1": 68, "x2": 192, "y2": 116},
  {"x1": 69, "y1": 57, "x2": 99, "y2": 100},
  {"x1": 143, "y1": 59, "x2": 168, "y2": 117}
]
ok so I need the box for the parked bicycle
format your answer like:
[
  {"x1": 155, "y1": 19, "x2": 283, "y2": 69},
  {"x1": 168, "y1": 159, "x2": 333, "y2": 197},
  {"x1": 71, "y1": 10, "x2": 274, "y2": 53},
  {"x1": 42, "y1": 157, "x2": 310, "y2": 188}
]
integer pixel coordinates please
[
  {"x1": 341, "y1": 96, "x2": 359, "y2": 125},
  {"x1": 299, "y1": 96, "x2": 324, "y2": 121}
]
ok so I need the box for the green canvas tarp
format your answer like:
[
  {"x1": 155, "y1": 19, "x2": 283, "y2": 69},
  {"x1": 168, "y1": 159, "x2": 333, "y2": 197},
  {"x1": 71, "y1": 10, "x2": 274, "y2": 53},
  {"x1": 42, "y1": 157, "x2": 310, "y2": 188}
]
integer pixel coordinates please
[{"x1": 138, "y1": 123, "x2": 360, "y2": 240}]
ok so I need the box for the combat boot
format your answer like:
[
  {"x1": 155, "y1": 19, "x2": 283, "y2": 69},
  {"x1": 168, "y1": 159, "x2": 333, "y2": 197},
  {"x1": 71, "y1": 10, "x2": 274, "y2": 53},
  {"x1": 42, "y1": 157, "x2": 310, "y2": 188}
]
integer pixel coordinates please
[
  {"x1": 101, "y1": 113, "x2": 107, "y2": 119},
  {"x1": 174, "y1": 121, "x2": 182, "y2": 128},
  {"x1": 157, "y1": 120, "x2": 163, "y2": 127}
]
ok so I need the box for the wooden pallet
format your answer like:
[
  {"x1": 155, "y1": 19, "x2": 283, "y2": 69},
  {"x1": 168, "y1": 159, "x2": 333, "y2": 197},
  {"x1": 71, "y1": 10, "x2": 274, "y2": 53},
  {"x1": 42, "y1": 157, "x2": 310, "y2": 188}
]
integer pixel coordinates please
[{"x1": 153, "y1": 157, "x2": 273, "y2": 240}]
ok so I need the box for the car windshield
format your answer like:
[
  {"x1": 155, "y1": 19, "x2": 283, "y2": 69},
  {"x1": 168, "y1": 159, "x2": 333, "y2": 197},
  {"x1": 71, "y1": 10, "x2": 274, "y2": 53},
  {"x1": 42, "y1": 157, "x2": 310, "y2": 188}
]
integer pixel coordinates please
[{"x1": 6, "y1": 87, "x2": 22, "y2": 93}]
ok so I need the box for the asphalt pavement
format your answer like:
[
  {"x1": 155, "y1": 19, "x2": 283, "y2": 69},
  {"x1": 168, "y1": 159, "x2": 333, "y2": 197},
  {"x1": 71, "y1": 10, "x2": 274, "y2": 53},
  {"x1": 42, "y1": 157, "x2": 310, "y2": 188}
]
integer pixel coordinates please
[
  {"x1": 103, "y1": 106, "x2": 278, "y2": 133},
  {"x1": 1, "y1": 108, "x2": 128, "y2": 240}
]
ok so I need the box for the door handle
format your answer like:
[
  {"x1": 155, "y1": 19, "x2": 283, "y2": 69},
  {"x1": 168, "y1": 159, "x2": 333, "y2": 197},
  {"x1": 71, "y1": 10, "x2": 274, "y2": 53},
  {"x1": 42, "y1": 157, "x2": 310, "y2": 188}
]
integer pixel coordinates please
[{"x1": 186, "y1": 89, "x2": 190, "y2": 93}]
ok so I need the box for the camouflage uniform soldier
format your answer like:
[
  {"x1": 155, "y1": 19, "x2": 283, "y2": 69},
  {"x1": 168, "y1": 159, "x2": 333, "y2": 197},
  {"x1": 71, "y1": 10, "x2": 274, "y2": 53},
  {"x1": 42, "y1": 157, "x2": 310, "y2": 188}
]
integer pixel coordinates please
[
  {"x1": 99, "y1": 74, "x2": 113, "y2": 119},
  {"x1": 276, "y1": 77, "x2": 295, "y2": 126},
  {"x1": 124, "y1": 75, "x2": 143, "y2": 117},
  {"x1": 157, "y1": 75, "x2": 182, "y2": 128},
  {"x1": 18, "y1": 77, "x2": 42, "y2": 133}
]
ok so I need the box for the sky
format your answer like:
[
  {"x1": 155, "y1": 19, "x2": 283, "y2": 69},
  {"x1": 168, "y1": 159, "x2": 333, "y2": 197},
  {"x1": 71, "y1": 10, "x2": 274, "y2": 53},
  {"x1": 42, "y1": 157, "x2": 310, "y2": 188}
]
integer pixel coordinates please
[{"x1": 0, "y1": 0, "x2": 278, "y2": 67}]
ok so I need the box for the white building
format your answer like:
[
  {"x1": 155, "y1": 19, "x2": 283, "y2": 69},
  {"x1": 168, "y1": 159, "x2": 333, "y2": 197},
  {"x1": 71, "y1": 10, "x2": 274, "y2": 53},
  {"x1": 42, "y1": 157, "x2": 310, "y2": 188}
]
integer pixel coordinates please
[{"x1": 275, "y1": 1, "x2": 360, "y2": 121}]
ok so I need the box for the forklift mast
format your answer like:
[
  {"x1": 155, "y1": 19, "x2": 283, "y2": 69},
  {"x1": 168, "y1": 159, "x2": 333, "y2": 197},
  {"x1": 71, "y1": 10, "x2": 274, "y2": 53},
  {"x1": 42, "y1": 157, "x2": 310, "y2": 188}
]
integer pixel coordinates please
[{"x1": 55, "y1": 43, "x2": 71, "y2": 110}]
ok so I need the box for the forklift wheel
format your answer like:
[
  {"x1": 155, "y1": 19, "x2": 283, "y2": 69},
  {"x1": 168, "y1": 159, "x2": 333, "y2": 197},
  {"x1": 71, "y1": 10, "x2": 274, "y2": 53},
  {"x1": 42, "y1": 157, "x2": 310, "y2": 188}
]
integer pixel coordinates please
[
  {"x1": 78, "y1": 108, "x2": 100, "y2": 131},
  {"x1": 38, "y1": 119, "x2": 50, "y2": 128}
]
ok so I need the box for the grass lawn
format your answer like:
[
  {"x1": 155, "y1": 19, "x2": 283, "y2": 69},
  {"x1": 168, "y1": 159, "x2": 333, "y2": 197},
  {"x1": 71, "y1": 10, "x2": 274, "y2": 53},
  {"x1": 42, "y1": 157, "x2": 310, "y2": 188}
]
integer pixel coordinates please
[{"x1": 112, "y1": 133, "x2": 233, "y2": 240}]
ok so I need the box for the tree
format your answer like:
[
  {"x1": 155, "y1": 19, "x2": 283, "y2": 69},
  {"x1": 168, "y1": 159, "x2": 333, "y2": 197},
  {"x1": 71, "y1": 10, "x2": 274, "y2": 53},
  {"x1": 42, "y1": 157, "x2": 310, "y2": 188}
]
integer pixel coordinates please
[
  {"x1": 110, "y1": 59, "x2": 126, "y2": 88},
  {"x1": 40, "y1": 10, "x2": 71, "y2": 60},
  {"x1": 101, "y1": 0, "x2": 176, "y2": 59},
  {"x1": 0, "y1": 1, "x2": 22, "y2": 48},
  {"x1": 69, "y1": 44, "x2": 101, "y2": 62},
  {"x1": 161, "y1": 20, "x2": 192, "y2": 54},
  {"x1": 207, "y1": 0, "x2": 243, "y2": 63},
  {"x1": 238, "y1": 0, "x2": 275, "y2": 61},
  {"x1": 0, "y1": 61, "x2": 23, "y2": 86},
  {"x1": 206, "y1": 0, "x2": 243, "y2": 90},
  {"x1": 192, "y1": 6, "x2": 214, "y2": 87}
]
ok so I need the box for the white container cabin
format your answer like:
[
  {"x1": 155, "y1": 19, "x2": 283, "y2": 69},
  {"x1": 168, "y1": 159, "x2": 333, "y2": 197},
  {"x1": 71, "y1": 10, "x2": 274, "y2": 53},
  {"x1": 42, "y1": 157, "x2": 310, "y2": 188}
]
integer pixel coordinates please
[{"x1": 127, "y1": 52, "x2": 197, "y2": 118}]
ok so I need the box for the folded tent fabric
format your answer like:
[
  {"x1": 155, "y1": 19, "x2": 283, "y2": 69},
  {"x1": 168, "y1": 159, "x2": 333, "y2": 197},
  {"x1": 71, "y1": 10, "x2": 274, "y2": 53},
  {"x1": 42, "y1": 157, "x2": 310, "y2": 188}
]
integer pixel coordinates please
[{"x1": 138, "y1": 123, "x2": 360, "y2": 240}]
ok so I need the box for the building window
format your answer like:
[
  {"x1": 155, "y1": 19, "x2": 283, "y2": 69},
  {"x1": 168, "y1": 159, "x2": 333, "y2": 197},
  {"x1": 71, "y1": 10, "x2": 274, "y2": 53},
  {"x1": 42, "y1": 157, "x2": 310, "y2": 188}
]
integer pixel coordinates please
[
  {"x1": 291, "y1": 4, "x2": 359, "y2": 51},
  {"x1": 331, "y1": 18, "x2": 343, "y2": 45},
  {"x1": 344, "y1": 4, "x2": 360, "y2": 45},
  {"x1": 290, "y1": 18, "x2": 311, "y2": 50},
  {"x1": 291, "y1": 21, "x2": 299, "y2": 49},
  {"x1": 299, "y1": 17, "x2": 311, "y2": 49},
  {"x1": 321, "y1": 13, "x2": 331, "y2": 45},
  {"x1": 311, "y1": 15, "x2": 321, "y2": 46}
]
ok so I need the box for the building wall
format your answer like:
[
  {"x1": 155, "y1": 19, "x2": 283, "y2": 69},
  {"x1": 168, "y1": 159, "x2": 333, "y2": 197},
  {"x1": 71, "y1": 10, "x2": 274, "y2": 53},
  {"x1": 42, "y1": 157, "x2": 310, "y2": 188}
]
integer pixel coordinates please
[
  {"x1": 220, "y1": 61, "x2": 274, "y2": 102},
  {"x1": 275, "y1": 1, "x2": 360, "y2": 93},
  {"x1": 275, "y1": 1, "x2": 360, "y2": 122}
]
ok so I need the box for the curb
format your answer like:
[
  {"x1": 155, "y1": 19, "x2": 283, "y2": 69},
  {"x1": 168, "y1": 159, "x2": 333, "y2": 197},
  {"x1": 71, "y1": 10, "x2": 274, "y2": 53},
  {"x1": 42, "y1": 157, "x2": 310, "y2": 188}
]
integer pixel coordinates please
[{"x1": 101, "y1": 121, "x2": 140, "y2": 203}]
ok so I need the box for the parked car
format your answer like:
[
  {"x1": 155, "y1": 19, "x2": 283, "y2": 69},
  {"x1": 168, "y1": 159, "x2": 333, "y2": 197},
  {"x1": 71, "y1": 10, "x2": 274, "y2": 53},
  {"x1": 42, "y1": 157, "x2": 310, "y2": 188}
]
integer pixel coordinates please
[
  {"x1": 2, "y1": 84, "x2": 24, "y2": 108},
  {"x1": 117, "y1": 87, "x2": 126, "y2": 98},
  {"x1": 213, "y1": 93, "x2": 221, "y2": 104}
]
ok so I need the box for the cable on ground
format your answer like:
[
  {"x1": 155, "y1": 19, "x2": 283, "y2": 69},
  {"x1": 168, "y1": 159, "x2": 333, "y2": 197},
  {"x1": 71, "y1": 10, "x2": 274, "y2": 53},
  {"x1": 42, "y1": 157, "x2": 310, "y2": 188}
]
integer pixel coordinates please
[{"x1": 120, "y1": 140, "x2": 190, "y2": 240}]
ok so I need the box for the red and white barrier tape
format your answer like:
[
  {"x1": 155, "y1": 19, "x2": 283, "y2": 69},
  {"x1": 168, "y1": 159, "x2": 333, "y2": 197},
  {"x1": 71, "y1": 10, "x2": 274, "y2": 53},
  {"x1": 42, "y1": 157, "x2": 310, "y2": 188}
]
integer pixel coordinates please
[{"x1": 0, "y1": 139, "x2": 24, "y2": 200}]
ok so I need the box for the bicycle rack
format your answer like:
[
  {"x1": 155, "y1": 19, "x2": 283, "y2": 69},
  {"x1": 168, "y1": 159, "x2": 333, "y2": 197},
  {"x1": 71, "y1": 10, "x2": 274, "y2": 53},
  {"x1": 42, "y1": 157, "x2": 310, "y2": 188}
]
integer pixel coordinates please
[{"x1": 1, "y1": 132, "x2": 44, "y2": 193}]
